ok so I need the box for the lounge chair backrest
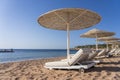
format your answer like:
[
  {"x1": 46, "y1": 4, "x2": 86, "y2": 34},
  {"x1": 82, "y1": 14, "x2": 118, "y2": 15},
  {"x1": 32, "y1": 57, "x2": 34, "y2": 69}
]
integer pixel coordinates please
[
  {"x1": 108, "y1": 48, "x2": 117, "y2": 55},
  {"x1": 88, "y1": 50, "x2": 98, "y2": 60},
  {"x1": 114, "y1": 49, "x2": 120, "y2": 55},
  {"x1": 114, "y1": 48, "x2": 119, "y2": 53},
  {"x1": 69, "y1": 49, "x2": 89, "y2": 65},
  {"x1": 109, "y1": 48, "x2": 116, "y2": 53},
  {"x1": 97, "y1": 49, "x2": 106, "y2": 56}
]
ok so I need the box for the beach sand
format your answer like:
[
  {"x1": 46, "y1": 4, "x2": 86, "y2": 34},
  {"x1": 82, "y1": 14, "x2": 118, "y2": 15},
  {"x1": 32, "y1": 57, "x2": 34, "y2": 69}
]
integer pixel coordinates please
[{"x1": 0, "y1": 56, "x2": 120, "y2": 80}]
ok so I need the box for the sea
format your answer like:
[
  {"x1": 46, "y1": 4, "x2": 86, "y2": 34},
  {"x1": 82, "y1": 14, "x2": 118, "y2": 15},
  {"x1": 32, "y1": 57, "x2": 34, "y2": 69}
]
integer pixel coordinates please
[{"x1": 0, "y1": 49, "x2": 77, "y2": 63}]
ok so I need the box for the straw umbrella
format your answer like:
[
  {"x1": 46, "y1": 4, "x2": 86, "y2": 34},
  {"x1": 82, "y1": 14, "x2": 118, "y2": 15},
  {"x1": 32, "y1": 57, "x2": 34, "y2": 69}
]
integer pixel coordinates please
[
  {"x1": 37, "y1": 8, "x2": 101, "y2": 61},
  {"x1": 106, "y1": 40, "x2": 120, "y2": 44},
  {"x1": 111, "y1": 41, "x2": 120, "y2": 48},
  {"x1": 80, "y1": 28, "x2": 115, "y2": 50},
  {"x1": 98, "y1": 37, "x2": 120, "y2": 41},
  {"x1": 104, "y1": 40, "x2": 120, "y2": 49},
  {"x1": 98, "y1": 37, "x2": 120, "y2": 51}
]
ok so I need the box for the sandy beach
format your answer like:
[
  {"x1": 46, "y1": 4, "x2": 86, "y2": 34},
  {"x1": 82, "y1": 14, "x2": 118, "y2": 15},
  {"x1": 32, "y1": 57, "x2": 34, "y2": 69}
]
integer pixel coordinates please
[{"x1": 0, "y1": 56, "x2": 120, "y2": 80}]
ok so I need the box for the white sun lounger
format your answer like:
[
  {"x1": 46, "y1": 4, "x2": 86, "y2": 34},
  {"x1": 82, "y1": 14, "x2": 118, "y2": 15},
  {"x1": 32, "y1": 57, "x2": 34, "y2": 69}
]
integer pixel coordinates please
[
  {"x1": 86, "y1": 50, "x2": 100, "y2": 64},
  {"x1": 95, "y1": 49, "x2": 109, "y2": 58},
  {"x1": 113, "y1": 48, "x2": 120, "y2": 55},
  {"x1": 61, "y1": 49, "x2": 100, "y2": 64},
  {"x1": 117, "y1": 49, "x2": 120, "y2": 55},
  {"x1": 108, "y1": 48, "x2": 118, "y2": 56},
  {"x1": 97, "y1": 49, "x2": 107, "y2": 56},
  {"x1": 44, "y1": 49, "x2": 95, "y2": 72}
]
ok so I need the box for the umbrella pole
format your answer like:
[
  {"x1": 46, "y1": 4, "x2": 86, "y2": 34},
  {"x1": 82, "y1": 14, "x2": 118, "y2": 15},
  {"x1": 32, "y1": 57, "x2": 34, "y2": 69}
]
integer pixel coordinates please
[
  {"x1": 112, "y1": 44, "x2": 114, "y2": 49},
  {"x1": 96, "y1": 34, "x2": 98, "y2": 50},
  {"x1": 106, "y1": 42, "x2": 109, "y2": 51},
  {"x1": 67, "y1": 23, "x2": 70, "y2": 62}
]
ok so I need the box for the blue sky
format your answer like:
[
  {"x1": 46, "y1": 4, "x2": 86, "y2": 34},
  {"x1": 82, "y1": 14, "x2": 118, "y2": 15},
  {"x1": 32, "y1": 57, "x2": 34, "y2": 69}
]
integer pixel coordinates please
[{"x1": 0, "y1": 0, "x2": 120, "y2": 49}]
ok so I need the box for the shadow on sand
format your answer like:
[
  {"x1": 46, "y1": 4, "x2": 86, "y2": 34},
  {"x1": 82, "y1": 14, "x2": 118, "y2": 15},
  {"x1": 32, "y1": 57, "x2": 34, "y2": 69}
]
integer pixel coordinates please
[{"x1": 86, "y1": 66, "x2": 120, "y2": 72}]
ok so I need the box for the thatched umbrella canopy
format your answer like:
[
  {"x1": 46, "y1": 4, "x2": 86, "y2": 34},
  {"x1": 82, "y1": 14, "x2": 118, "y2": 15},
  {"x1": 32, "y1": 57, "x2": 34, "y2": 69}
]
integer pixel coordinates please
[
  {"x1": 80, "y1": 28, "x2": 115, "y2": 50},
  {"x1": 38, "y1": 8, "x2": 101, "y2": 61},
  {"x1": 105, "y1": 40, "x2": 120, "y2": 43},
  {"x1": 98, "y1": 37, "x2": 120, "y2": 50},
  {"x1": 105, "y1": 40, "x2": 120, "y2": 49},
  {"x1": 111, "y1": 41, "x2": 120, "y2": 45},
  {"x1": 98, "y1": 37, "x2": 120, "y2": 41}
]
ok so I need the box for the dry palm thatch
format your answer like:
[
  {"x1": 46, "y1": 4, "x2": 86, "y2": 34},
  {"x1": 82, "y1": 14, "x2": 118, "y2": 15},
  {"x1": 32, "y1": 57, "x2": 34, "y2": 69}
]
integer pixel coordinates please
[
  {"x1": 98, "y1": 37, "x2": 120, "y2": 41},
  {"x1": 38, "y1": 8, "x2": 101, "y2": 30},
  {"x1": 80, "y1": 29, "x2": 115, "y2": 38}
]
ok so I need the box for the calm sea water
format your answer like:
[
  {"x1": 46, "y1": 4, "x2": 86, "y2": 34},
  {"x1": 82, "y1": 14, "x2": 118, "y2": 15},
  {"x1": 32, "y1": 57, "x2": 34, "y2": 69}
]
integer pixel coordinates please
[{"x1": 0, "y1": 49, "x2": 77, "y2": 63}]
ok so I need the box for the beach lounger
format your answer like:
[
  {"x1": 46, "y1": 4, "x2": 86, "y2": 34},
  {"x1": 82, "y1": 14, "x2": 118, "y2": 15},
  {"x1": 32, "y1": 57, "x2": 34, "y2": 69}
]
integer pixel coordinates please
[
  {"x1": 44, "y1": 49, "x2": 95, "y2": 73},
  {"x1": 97, "y1": 49, "x2": 107, "y2": 56},
  {"x1": 117, "y1": 49, "x2": 120, "y2": 55},
  {"x1": 113, "y1": 48, "x2": 120, "y2": 55},
  {"x1": 86, "y1": 50, "x2": 100, "y2": 64},
  {"x1": 95, "y1": 49, "x2": 109, "y2": 58},
  {"x1": 108, "y1": 48, "x2": 118, "y2": 56},
  {"x1": 61, "y1": 49, "x2": 100, "y2": 64}
]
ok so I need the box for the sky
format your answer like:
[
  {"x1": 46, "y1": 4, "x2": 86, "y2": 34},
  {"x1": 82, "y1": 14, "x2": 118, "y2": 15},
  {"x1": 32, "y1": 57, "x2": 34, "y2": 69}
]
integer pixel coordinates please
[{"x1": 0, "y1": 0, "x2": 120, "y2": 49}]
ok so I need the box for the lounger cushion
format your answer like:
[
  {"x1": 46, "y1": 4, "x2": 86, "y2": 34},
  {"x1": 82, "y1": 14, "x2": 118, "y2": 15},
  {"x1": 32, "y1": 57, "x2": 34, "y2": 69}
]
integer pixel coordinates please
[{"x1": 45, "y1": 61, "x2": 69, "y2": 67}]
